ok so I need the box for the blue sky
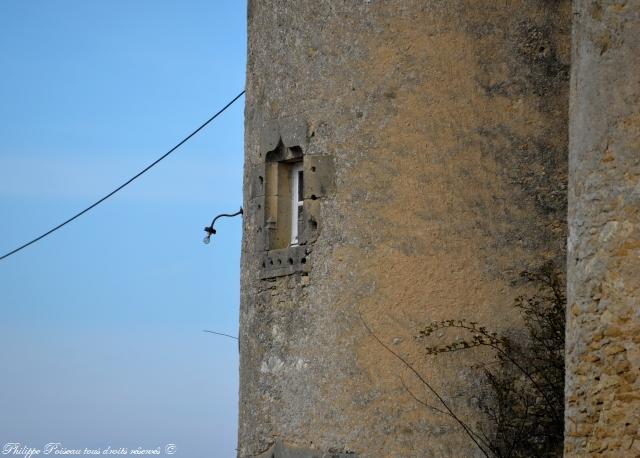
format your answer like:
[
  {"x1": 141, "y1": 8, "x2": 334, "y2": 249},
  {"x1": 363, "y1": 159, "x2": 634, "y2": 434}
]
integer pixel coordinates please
[{"x1": 0, "y1": 2, "x2": 246, "y2": 457}]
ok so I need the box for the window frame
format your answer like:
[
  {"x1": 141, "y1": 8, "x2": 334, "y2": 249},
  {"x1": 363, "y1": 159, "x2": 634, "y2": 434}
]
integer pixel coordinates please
[{"x1": 290, "y1": 162, "x2": 304, "y2": 246}]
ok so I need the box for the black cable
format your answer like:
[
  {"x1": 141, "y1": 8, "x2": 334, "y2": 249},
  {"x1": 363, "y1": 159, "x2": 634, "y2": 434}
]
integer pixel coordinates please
[
  {"x1": 203, "y1": 329, "x2": 238, "y2": 340},
  {"x1": 0, "y1": 90, "x2": 245, "y2": 262}
]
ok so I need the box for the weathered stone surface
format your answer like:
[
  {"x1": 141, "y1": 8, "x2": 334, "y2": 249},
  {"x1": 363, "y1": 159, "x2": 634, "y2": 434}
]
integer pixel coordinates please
[
  {"x1": 566, "y1": 1, "x2": 640, "y2": 456},
  {"x1": 257, "y1": 440, "x2": 357, "y2": 458},
  {"x1": 240, "y1": 1, "x2": 569, "y2": 456}
]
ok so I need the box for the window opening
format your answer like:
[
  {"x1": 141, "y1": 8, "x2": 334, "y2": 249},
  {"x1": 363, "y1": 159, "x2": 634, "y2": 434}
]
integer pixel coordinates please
[{"x1": 290, "y1": 162, "x2": 304, "y2": 245}]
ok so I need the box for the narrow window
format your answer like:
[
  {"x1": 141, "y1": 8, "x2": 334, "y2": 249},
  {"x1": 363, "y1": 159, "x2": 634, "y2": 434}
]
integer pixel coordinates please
[{"x1": 290, "y1": 162, "x2": 304, "y2": 245}]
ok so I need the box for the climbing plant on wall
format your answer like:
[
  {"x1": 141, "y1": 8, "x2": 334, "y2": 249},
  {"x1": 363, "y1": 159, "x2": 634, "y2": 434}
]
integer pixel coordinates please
[{"x1": 416, "y1": 264, "x2": 565, "y2": 458}]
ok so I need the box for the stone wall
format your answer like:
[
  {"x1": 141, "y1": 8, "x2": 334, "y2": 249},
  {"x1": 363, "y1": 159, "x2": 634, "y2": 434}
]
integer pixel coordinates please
[
  {"x1": 566, "y1": 1, "x2": 640, "y2": 455},
  {"x1": 240, "y1": 2, "x2": 570, "y2": 456}
]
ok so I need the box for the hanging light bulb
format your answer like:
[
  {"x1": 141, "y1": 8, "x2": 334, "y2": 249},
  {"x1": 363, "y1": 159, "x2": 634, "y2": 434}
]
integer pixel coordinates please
[
  {"x1": 202, "y1": 208, "x2": 242, "y2": 248},
  {"x1": 203, "y1": 227, "x2": 216, "y2": 245}
]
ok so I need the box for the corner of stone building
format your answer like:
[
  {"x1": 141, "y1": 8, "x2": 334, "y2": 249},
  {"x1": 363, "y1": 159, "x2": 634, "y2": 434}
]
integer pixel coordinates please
[{"x1": 565, "y1": 1, "x2": 640, "y2": 456}]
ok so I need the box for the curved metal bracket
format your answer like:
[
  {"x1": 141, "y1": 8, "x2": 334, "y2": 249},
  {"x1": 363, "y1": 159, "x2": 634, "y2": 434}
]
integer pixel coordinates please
[{"x1": 203, "y1": 207, "x2": 243, "y2": 244}]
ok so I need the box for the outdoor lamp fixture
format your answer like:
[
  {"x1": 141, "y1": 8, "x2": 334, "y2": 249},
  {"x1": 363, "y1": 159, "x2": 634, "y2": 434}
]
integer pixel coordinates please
[{"x1": 203, "y1": 207, "x2": 243, "y2": 245}]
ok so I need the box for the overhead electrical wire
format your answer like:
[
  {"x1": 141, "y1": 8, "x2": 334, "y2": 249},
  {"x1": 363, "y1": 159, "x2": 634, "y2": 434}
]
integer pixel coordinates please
[
  {"x1": 0, "y1": 90, "x2": 245, "y2": 262},
  {"x1": 203, "y1": 329, "x2": 238, "y2": 340}
]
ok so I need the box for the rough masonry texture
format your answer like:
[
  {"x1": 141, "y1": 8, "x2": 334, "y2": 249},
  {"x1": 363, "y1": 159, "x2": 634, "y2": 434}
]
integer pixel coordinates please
[
  {"x1": 566, "y1": 1, "x2": 640, "y2": 456},
  {"x1": 239, "y1": 1, "x2": 570, "y2": 457}
]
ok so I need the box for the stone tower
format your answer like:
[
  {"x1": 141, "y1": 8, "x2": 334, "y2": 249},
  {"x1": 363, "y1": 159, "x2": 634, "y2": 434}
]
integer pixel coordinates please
[
  {"x1": 239, "y1": 1, "x2": 570, "y2": 456},
  {"x1": 565, "y1": 1, "x2": 640, "y2": 455}
]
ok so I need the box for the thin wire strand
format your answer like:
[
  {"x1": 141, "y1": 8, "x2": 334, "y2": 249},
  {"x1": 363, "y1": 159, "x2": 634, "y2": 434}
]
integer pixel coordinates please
[
  {"x1": 358, "y1": 308, "x2": 490, "y2": 457},
  {"x1": 203, "y1": 329, "x2": 238, "y2": 340},
  {"x1": 0, "y1": 90, "x2": 245, "y2": 262}
]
